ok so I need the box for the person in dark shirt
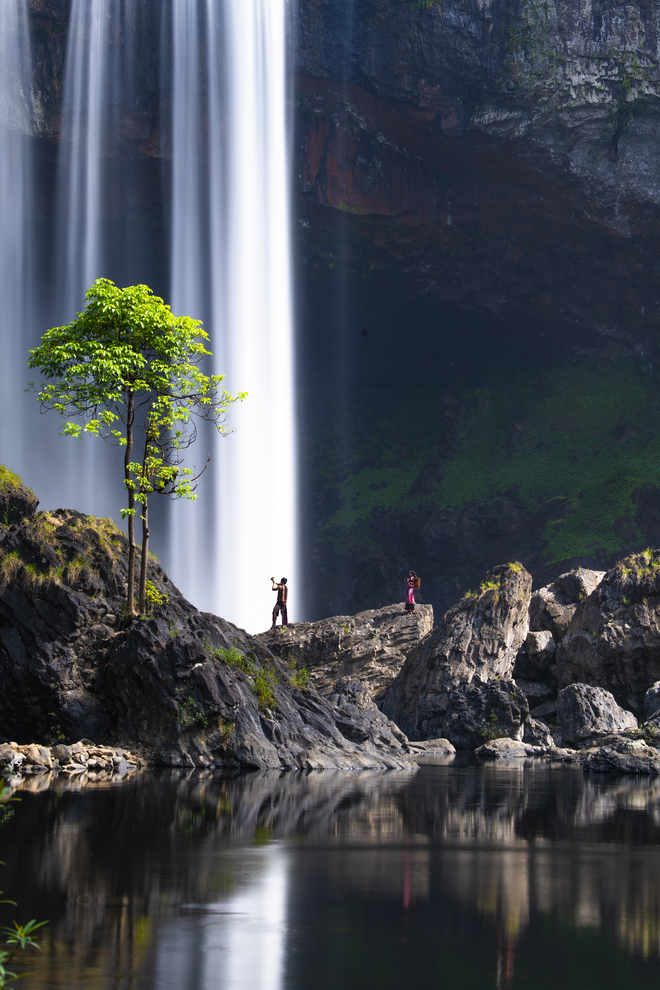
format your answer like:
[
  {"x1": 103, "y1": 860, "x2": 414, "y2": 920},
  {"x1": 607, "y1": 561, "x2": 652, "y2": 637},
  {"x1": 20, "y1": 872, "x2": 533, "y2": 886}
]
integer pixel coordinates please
[{"x1": 271, "y1": 577, "x2": 289, "y2": 628}]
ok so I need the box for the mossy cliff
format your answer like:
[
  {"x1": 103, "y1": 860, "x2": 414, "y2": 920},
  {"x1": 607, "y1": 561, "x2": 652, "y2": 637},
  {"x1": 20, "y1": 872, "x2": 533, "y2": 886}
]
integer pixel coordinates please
[{"x1": 303, "y1": 360, "x2": 660, "y2": 619}]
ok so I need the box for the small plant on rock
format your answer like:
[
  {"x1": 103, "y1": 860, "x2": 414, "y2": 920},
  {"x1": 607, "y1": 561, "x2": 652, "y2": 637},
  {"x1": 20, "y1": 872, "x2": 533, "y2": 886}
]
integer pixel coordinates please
[
  {"x1": 178, "y1": 695, "x2": 209, "y2": 730},
  {"x1": 144, "y1": 579, "x2": 167, "y2": 613},
  {"x1": 480, "y1": 710, "x2": 507, "y2": 743},
  {"x1": 290, "y1": 666, "x2": 310, "y2": 689}
]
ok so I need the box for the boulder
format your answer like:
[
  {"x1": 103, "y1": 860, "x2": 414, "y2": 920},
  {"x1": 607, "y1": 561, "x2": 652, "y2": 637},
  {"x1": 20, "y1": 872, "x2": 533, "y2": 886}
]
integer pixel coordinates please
[
  {"x1": 51, "y1": 744, "x2": 72, "y2": 765},
  {"x1": 408, "y1": 738, "x2": 456, "y2": 755},
  {"x1": 555, "y1": 569, "x2": 606, "y2": 603},
  {"x1": 524, "y1": 630, "x2": 556, "y2": 672},
  {"x1": 643, "y1": 681, "x2": 660, "y2": 723},
  {"x1": 583, "y1": 748, "x2": 660, "y2": 775},
  {"x1": 475, "y1": 737, "x2": 527, "y2": 759},
  {"x1": 528, "y1": 569, "x2": 604, "y2": 642},
  {"x1": 441, "y1": 680, "x2": 529, "y2": 751},
  {"x1": 0, "y1": 475, "x2": 38, "y2": 527},
  {"x1": 552, "y1": 552, "x2": 660, "y2": 714},
  {"x1": 523, "y1": 718, "x2": 554, "y2": 748},
  {"x1": 259, "y1": 603, "x2": 433, "y2": 702},
  {"x1": 381, "y1": 562, "x2": 531, "y2": 741},
  {"x1": 557, "y1": 684, "x2": 638, "y2": 746}
]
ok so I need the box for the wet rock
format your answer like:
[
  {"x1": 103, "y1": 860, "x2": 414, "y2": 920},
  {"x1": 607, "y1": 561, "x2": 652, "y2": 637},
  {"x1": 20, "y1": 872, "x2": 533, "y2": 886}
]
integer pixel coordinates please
[
  {"x1": 381, "y1": 562, "x2": 531, "y2": 742},
  {"x1": 583, "y1": 748, "x2": 660, "y2": 775},
  {"x1": 557, "y1": 684, "x2": 638, "y2": 747},
  {"x1": 259, "y1": 603, "x2": 433, "y2": 702},
  {"x1": 523, "y1": 718, "x2": 555, "y2": 749},
  {"x1": 475, "y1": 737, "x2": 527, "y2": 759}
]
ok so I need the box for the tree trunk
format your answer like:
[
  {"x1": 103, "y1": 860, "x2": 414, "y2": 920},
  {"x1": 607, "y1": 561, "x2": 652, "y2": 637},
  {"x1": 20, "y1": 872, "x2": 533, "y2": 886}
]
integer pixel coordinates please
[
  {"x1": 125, "y1": 391, "x2": 136, "y2": 614},
  {"x1": 138, "y1": 496, "x2": 150, "y2": 616}
]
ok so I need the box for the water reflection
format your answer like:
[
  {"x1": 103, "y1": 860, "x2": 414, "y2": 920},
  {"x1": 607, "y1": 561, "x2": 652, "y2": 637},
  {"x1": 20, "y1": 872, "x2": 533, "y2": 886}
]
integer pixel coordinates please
[{"x1": 3, "y1": 765, "x2": 660, "y2": 988}]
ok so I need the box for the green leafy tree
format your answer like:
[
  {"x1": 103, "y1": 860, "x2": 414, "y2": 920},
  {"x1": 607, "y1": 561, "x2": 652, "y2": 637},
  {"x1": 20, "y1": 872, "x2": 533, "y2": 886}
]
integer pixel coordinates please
[{"x1": 28, "y1": 278, "x2": 245, "y2": 614}]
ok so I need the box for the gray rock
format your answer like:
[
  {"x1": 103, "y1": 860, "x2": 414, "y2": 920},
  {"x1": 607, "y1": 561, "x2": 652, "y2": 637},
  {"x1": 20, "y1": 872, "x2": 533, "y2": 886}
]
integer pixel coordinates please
[
  {"x1": 557, "y1": 684, "x2": 638, "y2": 746},
  {"x1": 51, "y1": 744, "x2": 72, "y2": 765},
  {"x1": 381, "y1": 562, "x2": 531, "y2": 741},
  {"x1": 0, "y1": 743, "x2": 16, "y2": 766},
  {"x1": 583, "y1": 748, "x2": 660, "y2": 775},
  {"x1": 531, "y1": 700, "x2": 558, "y2": 720},
  {"x1": 529, "y1": 590, "x2": 575, "y2": 642},
  {"x1": 441, "y1": 681, "x2": 529, "y2": 751},
  {"x1": 524, "y1": 630, "x2": 556, "y2": 672},
  {"x1": 514, "y1": 678, "x2": 555, "y2": 709},
  {"x1": 643, "y1": 681, "x2": 660, "y2": 723},
  {"x1": 475, "y1": 737, "x2": 527, "y2": 759},
  {"x1": 259, "y1": 603, "x2": 433, "y2": 703},
  {"x1": 408, "y1": 738, "x2": 456, "y2": 755},
  {"x1": 554, "y1": 569, "x2": 605, "y2": 603},
  {"x1": 523, "y1": 718, "x2": 555, "y2": 748},
  {"x1": 553, "y1": 552, "x2": 660, "y2": 714},
  {"x1": 22, "y1": 744, "x2": 52, "y2": 768}
]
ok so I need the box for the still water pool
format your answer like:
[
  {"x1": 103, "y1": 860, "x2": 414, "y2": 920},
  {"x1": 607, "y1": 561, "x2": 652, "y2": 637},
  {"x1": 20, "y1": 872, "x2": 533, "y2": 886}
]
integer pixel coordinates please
[{"x1": 3, "y1": 758, "x2": 660, "y2": 989}]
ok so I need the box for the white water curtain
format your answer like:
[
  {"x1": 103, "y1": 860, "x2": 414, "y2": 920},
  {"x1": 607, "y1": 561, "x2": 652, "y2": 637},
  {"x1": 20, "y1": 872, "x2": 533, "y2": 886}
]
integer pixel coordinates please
[
  {"x1": 0, "y1": 1, "x2": 31, "y2": 475},
  {"x1": 171, "y1": 0, "x2": 297, "y2": 632}
]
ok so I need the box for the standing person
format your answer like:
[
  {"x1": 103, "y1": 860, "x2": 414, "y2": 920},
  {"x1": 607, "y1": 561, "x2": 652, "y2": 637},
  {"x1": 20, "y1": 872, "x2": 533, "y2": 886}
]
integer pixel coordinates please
[
  {"x1": 405, "y1": 570, "x2": 419, "y2": 612},
  {"x1": 271, "y1": 576, "x2": 289, "y2": 628}
]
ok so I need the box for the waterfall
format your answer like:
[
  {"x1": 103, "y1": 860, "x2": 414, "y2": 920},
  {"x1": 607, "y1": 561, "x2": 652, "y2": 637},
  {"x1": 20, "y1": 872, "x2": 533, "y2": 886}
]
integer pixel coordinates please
[
  {"x1": 52, "y1": 0, "x2": 164, "y2": 518},
  {"x1": 170, "y1": 0, "x2": 298, "y2": 632},
  {"x1": 0, "y1": 1, "x2": 31, "y2": 479}
]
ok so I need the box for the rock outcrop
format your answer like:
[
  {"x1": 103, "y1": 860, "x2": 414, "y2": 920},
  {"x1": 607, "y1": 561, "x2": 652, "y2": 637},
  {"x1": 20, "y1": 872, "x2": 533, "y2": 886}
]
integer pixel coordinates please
[
  {"x1": 557, "y1": 684, "x2": 638, "y2": 747},
  {"x1": 551, "y1": 552, "x2": 660, "y2": 715},
  {"x1": 381, "y1": 562, "x2": 531, "y2": 746},
  {"x1": 259, "y1": 603, "x2": 433, "y2": 702},
  {"x1": 0, "y1": 494, "x2": 416, "y2": 770}
]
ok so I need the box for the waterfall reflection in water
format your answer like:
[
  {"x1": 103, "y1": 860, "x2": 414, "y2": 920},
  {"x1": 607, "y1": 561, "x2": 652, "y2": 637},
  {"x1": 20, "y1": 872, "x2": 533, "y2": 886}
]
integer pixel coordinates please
[{"x1": 3, "y1": 763, "x2": 660, "y2": 988}]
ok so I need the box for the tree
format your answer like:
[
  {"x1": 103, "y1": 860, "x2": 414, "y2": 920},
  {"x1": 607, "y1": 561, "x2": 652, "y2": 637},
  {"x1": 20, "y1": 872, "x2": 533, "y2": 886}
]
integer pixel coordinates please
[{"x1": 28, "y1": 278, "x2": 245, "y2": 615}]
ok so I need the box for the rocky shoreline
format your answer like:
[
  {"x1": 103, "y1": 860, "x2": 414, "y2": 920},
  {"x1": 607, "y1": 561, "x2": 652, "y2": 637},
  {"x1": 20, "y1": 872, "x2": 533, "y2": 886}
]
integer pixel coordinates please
[{"x1": 4, "y1": 479, "x2": 660, "y2": 776}]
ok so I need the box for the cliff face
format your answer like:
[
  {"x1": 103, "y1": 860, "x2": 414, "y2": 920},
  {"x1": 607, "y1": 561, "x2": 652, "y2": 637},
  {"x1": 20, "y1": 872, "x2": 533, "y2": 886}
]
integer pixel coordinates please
[
  {"x1": 295, "y1": 0, "x2": 660, "y2": 334},
  {"x1": 293, "y1": 0, "x2": 660, "y2": 619}
]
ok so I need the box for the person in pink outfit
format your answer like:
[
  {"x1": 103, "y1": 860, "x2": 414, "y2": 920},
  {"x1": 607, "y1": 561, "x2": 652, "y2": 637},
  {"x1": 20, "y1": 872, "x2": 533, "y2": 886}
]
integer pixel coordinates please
[{"x1": 405, "y1": 570, "x2": 419, "y2": 612}]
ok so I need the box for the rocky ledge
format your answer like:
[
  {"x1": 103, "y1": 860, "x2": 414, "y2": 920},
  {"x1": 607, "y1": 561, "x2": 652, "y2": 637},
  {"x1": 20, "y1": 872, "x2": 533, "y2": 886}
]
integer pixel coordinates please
[{"x1": 0, "y1": 486, "x2": 415, "y2": 771}]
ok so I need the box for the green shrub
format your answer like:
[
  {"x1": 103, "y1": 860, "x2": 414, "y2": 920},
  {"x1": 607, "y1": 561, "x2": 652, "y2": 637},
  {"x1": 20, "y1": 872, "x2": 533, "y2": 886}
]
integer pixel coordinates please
[
  {"x1": 290, "y1": 667, "x2": 310, "y2": 689},
  {"x1": 144, "y1": 580, "x2": 167, "y2": 612}
]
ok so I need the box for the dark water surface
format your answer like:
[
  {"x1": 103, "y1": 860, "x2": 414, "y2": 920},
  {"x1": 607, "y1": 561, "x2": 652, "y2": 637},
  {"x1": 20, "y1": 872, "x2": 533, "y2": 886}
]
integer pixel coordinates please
[{"x1": 3, "y1": 759, "x2": 660, "y2": 989}]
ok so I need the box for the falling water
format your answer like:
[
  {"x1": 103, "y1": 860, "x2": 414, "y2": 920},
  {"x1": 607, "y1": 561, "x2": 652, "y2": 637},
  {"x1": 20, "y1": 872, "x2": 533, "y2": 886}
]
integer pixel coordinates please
[
  {"x1": 170, "y1": 0, "x2": 298, "y2": 632},
  {"x1": 0, "y1": 1, "x2": 31, "y2": 478},
  {"x1": 53, "y1": 0, "x2": 163, "y2": 517}
]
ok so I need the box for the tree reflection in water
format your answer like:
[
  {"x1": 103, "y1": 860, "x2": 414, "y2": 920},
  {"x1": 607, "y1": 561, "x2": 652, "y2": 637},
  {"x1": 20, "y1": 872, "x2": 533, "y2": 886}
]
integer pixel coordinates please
[{"x1": 2, "y1": 762, "x2": 660, "y2": 988}]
